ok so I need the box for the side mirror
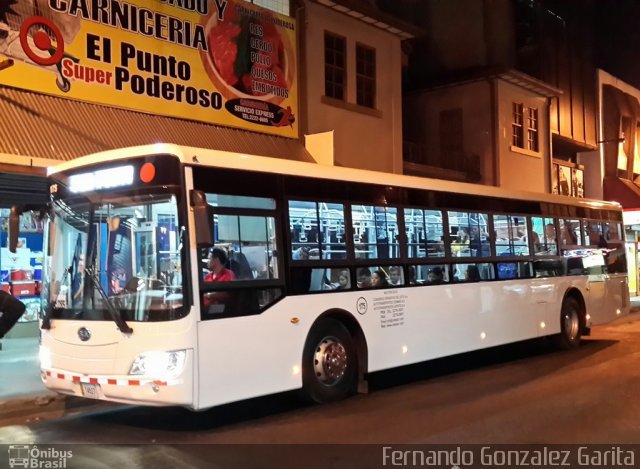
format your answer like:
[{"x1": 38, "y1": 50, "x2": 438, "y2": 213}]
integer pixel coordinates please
[
  {"x1": 190, "y1": 190, "x2": 214, "y2": 248},
  {"x1": 8, "y1": 206, "x2": 20, "y2": 253}
]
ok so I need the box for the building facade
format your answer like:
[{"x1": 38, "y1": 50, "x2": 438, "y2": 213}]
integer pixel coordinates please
[
  {"x1": 0, "y1": 0, "x2": 414, "y2": 395},
  {"x1": 597, "y1": 70, "x2": 640, "y2": 295},
  {"x1": 397, "y1": 0, "x2": 597, "y2": 196},
  {"x1": 300, "y1": 0, "x2": 417, "y2": 172}
]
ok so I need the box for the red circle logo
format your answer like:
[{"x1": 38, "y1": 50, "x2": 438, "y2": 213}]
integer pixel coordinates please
[{"x1": 19, "y1": 16, "x2": 65, "y2": 66}]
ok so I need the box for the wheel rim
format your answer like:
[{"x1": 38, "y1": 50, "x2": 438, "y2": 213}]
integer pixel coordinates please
[
  {"x1": 563, "y1": 307, "x2": 580, "y2": 341},
  {"x1": 313, "y1": 336, "x2": 348, "y2": 386}
]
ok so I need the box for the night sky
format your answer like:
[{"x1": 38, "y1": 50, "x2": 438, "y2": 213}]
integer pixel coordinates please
[
  {"x1": 595, "y1": 0, "x2": 640, "y2": 89},
  {"x1": 376, "y1": 0, "x2": 640, "y2": 91}
]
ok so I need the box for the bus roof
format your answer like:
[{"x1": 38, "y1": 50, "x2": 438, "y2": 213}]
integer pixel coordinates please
[{"x1": 48, "y1": 143, "x2": 622, "y2": 213}]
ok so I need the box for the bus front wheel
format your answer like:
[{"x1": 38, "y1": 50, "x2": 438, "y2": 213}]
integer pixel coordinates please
[
  {"x1": 555, "y1": 296, "x2": 583, "y2": 350},
  {"x1": 302, "y1": 318, "x2": 357, "y2": 403}
]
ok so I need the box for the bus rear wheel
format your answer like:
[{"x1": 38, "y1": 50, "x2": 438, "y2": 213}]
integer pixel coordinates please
[
  {"x1": 555, "y1": 296, "x2": 583, "y2": 350},
  {"x1": 302, "y1": 318, "x2": 357, "y2": 404}
]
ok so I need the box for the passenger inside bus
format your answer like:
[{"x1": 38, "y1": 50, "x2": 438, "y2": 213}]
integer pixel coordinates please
[
  {"x1": 407, "y1": 265, "x2": 417, "y2": 285},
  {"x1": 451, "y1": 228, "x2": 470, "y2": 256},
  {"x1": 388, "y1": 266, "x2": 403, "y2": 285},
  {"x1": 465, "y1": 265, "x2": 481, "y2": 281},
  {"x1": 426, "y1": 267, "x2": 444, "y2": 284},
  {"x1": 469, "y1": 226, "x2": 490, "y2": 256},
  {"x1": 560, "y1": 220, "x2": 579, "y2": 246},
  {"x1": 292, "y1": 246, "x2": 310, "y2": 260},
  {"x1": 229, "y1": 250, "x2": 253, "y2": 279},
  {"x1": 357, "y1": 267, "x2": 372, "y2": 288},
  {"x1": 203, "y1": 248, "x2": 235, "y2": 309},
  {"x1": 336, "y1": 270, "x2": 350, "y2": 290},
  {"x1": 371, "y1": 269, "x2": 390, "y2": 288},
  {"x1": 544, "y1": 223, "x2": 556, "y2": 243},
  {"x1": 204, "y1": 248, "x2": 235, "y2": 282},
  {"x1": 533, "y1": 223, "x2": 558, "y2": 255}
]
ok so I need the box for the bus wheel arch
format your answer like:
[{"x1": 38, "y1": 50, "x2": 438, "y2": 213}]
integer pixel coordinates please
[
  {"x1": 555, "y1": 289, "x2": 586, "y2": 349},
  {"x1": 301, "y1": 310, "x2": 368, "y2": 403}
]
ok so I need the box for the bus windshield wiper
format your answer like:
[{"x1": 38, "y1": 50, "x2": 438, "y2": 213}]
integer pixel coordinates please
[
  {"x1": 82, "y1": 206, "x2": 132, "y2": 334},
  {"x1": 85, "y1": 266, "x2": 133, "y2": 334}
]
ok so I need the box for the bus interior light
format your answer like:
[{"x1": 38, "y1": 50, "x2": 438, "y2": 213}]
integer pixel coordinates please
[
  {"x1": 401, "y1": 346, "x2": 408, "y2": 354},
  {"x1": 292, "y1": 365, "x2": 300, "y2": 375},
  {"x1": 480, "y1": 332, "x2": 486, "y2": 340}
]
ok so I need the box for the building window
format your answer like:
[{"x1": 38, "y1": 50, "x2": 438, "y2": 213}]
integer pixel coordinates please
[
  {"x1": 325, "y1": 32, "x2": 346, "y2": 100},
  {"x1": 244, "y1": 0, "x2": 290, "y2": 16},
  {"x1": 356, "y1": 43, "x2": 376, "y2": 108},
  {"x1": 512, "y1": 103, "x2": 539, "y2": 152},
  {"x1": 527, "y1": 107, "x2": 539, "y2": 151},
  {"x1": 512, "y1": 103, "x2": 524, "y2": 148}
]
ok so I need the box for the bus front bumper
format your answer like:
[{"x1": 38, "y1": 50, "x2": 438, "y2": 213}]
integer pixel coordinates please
[{"x1": 40, "y1": 367, "x2": 194, "y2": 407}]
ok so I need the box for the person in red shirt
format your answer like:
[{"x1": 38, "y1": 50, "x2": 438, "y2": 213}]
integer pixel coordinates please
[
  {"x1": 204, "y1": 248, "x2": 235, "y2": 283},
  {"x1": 203, "y1": 248, "x2": 235, "y2": 308}
]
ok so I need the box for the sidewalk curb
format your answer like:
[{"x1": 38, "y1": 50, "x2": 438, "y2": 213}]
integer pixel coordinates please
[
  {"x1": 0, "y1": 393, "x2": 65, "y2": 424},
  {"x1": 0, "y1": 392, "x2": 118, "y2": 425}
]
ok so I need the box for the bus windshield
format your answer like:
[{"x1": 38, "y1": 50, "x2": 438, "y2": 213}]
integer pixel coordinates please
[{"x1": 43, "y1": 190, "x2": 187, "y2": 323}]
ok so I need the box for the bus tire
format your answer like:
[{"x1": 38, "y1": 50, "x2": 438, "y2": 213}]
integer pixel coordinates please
[
  {"x1": 554, "y1": 296, "x2": 583, "y2": 350},
  {"x1": 302, "y1": 318, "x2": 357, "y2": 404}
]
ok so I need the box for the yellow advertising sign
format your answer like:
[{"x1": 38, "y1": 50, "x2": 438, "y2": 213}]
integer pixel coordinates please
[{"x1": 0, "y1": 0, "x2": 298, "y2": 137}]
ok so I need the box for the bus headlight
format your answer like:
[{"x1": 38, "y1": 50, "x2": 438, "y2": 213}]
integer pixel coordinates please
[{"x1": 129, "y1": 350, "x2": 187, "y2": 379}]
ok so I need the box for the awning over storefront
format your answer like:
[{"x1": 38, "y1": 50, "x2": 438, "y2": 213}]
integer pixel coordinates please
[
  {"x1": 0, "y1": 86, "x2": 314, "y2": 163},
  {"x1": 604, "y1": 176, "x2": 640, "y2": 209},
  {"x1": 0, "y1": 173, "x2": 48, "y2": 206}
]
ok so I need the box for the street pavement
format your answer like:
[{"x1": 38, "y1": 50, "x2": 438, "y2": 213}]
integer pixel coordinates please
[
  {"x1": 2, "y1": 296, "x2": 640, "y2": 425},
  {"x1": 0, "y1": 336, "x2": 114, "y2": 424}
]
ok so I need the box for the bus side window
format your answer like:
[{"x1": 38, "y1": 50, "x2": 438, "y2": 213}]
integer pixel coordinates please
[
  {"x1": 566, "y1": 257, "x2": 586, "y2": 276},
  {"x1": 583, "y1": 220, "x2": 605, "y2": 247},
  {"x1": 533, "y1": 259, "x2": 563, "y2": 277},
  {"x1": 494, "y1": 214, "x2": 530, "y2": 256},
  {"x1": 200, "y1": 193, "x2": 282, "y2": 318},
  {"x1": 309, "y1": 268, "x2": 332, "y2": 291},
  {"x1": 603, "y1": 222, "x2": 622, "y2": 242},
  {"x1": 497, "y1": 261, "x2": 532, "y2": 280},
  {"x1": 531, "y1": 217, "x2": 558, "y2": 255},
  {"x1": 448, "y1": 211, "x2": 490, "y2": 257},
  {"x1": 351, "y1": 205, "x2": 399, "y2": 259},
  {"x1": 404, "y1": 208, "x2": 444, "y2": 258},
  {"x1": 453, "y1": 263, "x2": 493, "y2": 282},
  {"x1": 289, "y1": 200, "x2": 346, "y2": 260},
  {"x1": 559, "y1": 218, "x2": 582, "y2": 247},
  {"x1": 420, "y1": 265, "x2": 449, "y2": 285}
]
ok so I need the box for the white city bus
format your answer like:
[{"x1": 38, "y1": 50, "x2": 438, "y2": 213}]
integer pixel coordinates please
[{"x1": 29, "y1": 144, "x2": 628, "y2": 409}]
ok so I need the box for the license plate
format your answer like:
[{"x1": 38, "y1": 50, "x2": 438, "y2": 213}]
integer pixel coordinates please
[{"x1": 81, "y1": 383, "x2": 100, "y2": 399}]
